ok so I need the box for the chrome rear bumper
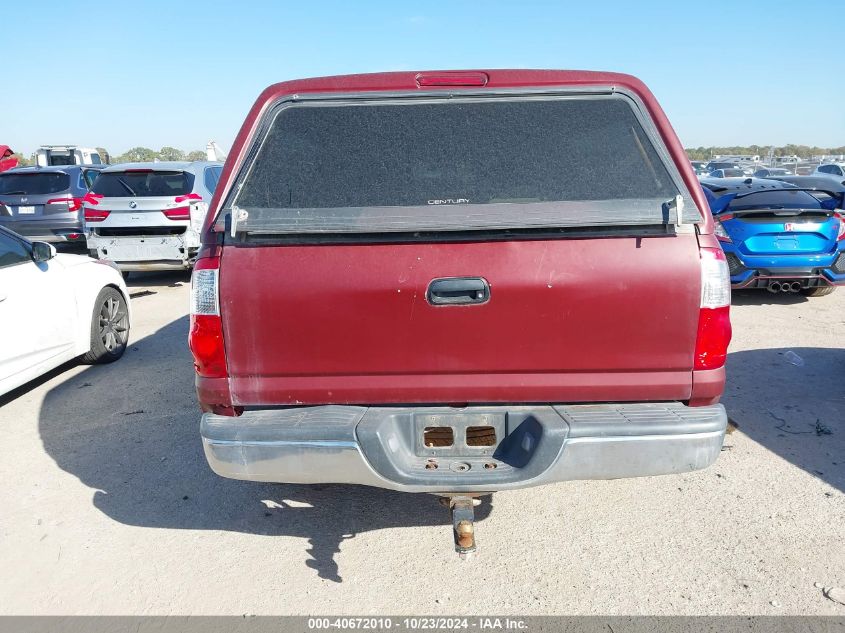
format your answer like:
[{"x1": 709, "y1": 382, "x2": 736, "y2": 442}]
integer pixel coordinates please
[{"x1": 200, "y1": 403, "x2": 727, "y2": 493}]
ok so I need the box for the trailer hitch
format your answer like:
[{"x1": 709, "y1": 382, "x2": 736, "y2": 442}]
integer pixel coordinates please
[{"x1": 441, "y1": 495, "x2": 482, "y2": 558}]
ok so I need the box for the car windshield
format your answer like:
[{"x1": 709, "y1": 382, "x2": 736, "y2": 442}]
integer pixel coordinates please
[
  {"x1": 230, "y1": 95, "x2": 693, "y2": 234},
  {"x1": 0, "y1": 172, "x2": 70, "y2": 195},
  {"x1": 92, "y1": 170, "x2": 194, "y2": 197}
]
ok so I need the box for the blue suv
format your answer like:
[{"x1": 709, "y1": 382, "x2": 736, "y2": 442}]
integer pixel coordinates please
[{"x1": 701, "y1": 177, "x2": 845, "y2": 297}]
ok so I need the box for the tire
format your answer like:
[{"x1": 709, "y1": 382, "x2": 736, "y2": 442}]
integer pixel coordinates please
[
  {"x1": 82, "y1": 287, "x2": 130, "y2": 364},
  {"x1": 802, "y1": 286, "x2": 836, "y2": 297}
]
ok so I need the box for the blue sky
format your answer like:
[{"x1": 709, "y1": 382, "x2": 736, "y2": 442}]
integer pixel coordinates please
[{"x1": 5, "y1": 1, "x2": 844, "y2": 156}]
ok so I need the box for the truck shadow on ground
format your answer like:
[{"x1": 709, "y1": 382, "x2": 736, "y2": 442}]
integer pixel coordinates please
[
  {"x1": 722, "y1": 346, "x2": 844, "y2": 494},
  {"x1": 125, "y1": 270, "x2": 192, "y2": 289},
  {"x1": 34, "y1": 315, "x2": 843, "y2": 580},
  {"x1": 36, "y1": 316, "x2": 491, "y2": 583}
]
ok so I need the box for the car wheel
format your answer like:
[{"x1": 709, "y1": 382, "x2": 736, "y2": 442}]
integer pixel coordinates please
[
  {"x1": 82, "y1": 287, "x2": 130, "y2": 364},
  {"x1": 802, "y1": 286, "x2": 836, "y2": 297}
]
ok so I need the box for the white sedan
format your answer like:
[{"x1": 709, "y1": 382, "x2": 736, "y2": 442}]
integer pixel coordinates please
[{"x1": 0, "y1": 226, "x2": 131, "y2": 397}]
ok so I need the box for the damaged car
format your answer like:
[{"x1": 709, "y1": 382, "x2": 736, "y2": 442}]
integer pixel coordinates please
[{"x1": 84, "y1": 161, "x2": 223, "y2": 275}]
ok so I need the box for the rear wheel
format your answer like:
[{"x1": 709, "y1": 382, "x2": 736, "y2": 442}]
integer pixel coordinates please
[
  {"x1": 82, "y1": 287, "x2": 130, "y2": 364},
  {"x1": 802, "y1": 286, "x2": 836, "y2": 297}
]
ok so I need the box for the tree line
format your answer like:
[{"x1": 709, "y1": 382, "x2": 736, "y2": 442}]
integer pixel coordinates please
[
  {"x1": 685, "y1": 145, "x2": 845, "y2": 160},
  {"x1": 10, "y1": 146, "x2": 207, "y2": 166},
  {"x1": 10, "y1": 143, "x2": 845, "y2": 166}
]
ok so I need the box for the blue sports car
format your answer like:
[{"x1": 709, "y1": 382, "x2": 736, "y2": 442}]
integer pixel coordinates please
[{"x1": 701, "y1": 177, "x2": 845, "y2": 296}]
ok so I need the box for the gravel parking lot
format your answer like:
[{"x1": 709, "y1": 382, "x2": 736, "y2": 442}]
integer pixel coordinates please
[{"x1": 1, "y1": 272, "x2": 843, "y2": 615}]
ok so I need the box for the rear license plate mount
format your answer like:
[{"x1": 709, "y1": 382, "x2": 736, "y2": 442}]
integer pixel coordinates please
[{"x1": 414, "y1": 412, "x2": 508, "y2": 458}]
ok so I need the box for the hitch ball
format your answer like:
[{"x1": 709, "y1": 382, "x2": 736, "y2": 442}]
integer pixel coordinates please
[{"x1": 443, "y1": 495, "x2": 481, "y2": 557}]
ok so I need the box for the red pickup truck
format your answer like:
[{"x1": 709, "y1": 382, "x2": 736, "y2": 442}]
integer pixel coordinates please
[{"x1": 190, "y1": 70, "x2": 731, "y2": 555}]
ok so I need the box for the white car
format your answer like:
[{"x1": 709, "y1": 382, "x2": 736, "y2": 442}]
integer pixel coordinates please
[
  {"x1": 0, "y1": 226, "x2": 131, "y2": 397},
  {"x1": 84, "y1": 161, "x2": 223, "y2": 273},
  {"x1": 814, "y1": 163, "x2": 845, "y2": 179}
]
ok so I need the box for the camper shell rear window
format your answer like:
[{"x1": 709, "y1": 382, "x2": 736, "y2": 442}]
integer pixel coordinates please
[{"x1": 225, "y1": 93, "x2": 698, "y2": 235}]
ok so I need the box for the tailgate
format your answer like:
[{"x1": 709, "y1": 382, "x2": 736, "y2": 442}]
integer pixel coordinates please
[
  {"x1": 89, "y1": 196, "x2": 187, "y2": 229},
  {"x1": 0, "y1": 198, "x2": 48, "y2": 218},
  {"x1": 0, "y1": 171, "x2": 74, "y2": 219},
  {"x1": 716, "y1": 189, "x2": 841, "y2": 257},
  {"x1": 220, "y1": 235, "x2": 701, "y2": 404},
  {"x1": 216, "y1": 89, "x2": 704, "y2": 406},
  {"x1": 89, "y1": 169, "x2": 196, "y2": 229},
  {"x1": 729, "y1": 214, "x2": 839, "y2": 256}
]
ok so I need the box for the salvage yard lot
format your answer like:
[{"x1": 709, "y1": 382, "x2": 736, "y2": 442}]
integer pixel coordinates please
[{"x1": 0, "y1": 272, "x2": 843, "y2": 615}]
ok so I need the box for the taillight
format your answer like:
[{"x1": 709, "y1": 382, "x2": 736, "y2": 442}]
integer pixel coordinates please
[
  {"x1": 836, "y1": 213, "x2": 845, "y2": 241},
  {"x1": 189, "y1": 257, "x2": 227, "y2": 378},
  {"x1": 162, "y1": 206, "x2": 191, "y2": 220},
  {"x1": 713, "y1": 214, "x2": 733, "y2": 243},
  {"x1": 84, "y1": 208, "x2": 111, "y2": 222},
  {"x1": 46, "y1": 196, "x2": 84, "y2": 212},
  {"x1": 82, "y1": 192, "x2": 103, "y2": 206},
  {"x1": 695, "y1": 248, "x2": 732, "y2": 371}
]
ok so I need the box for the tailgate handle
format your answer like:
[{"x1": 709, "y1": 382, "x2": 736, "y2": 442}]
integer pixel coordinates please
[{"x1": 427, "y1": 277, "x2": 490, "y2": 305}]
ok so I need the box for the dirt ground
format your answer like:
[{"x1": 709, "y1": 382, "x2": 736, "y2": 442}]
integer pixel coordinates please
[{"x1": 0, "y1": 272, "x2": 843, "y2": 615}]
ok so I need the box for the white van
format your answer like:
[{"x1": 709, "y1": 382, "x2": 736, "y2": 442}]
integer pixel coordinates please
[{"x1": 36, "y1": 145, "x2": 108, "y2": 167}]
